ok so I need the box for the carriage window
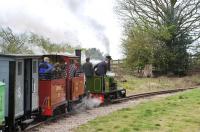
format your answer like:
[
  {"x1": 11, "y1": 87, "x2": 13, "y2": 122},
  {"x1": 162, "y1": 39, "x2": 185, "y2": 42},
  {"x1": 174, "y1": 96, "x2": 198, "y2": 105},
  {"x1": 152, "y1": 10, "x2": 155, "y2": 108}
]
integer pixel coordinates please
[
  {"x1": 33, "y1": 61, "x2": 37, "y2": 73},
  {"x1": 18, "y1": 62, "x2": 22, "y2": 75}
]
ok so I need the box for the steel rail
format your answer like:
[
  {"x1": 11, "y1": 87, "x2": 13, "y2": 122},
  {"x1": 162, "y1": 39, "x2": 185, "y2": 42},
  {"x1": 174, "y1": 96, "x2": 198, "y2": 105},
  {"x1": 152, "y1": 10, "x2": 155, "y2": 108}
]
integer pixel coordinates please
[{"x1": 111, "y1": 86, "x2": 199, "y2": 103}]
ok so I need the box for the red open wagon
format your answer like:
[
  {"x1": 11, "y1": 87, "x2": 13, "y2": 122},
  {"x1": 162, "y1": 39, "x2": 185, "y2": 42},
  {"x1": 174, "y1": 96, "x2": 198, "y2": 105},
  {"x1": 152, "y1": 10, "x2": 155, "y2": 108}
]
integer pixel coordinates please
[
  {"x1": 38, "y1": 53, "x2": 85, "y2": 116},
  {"x1": 39, "y1": 79, "x2": 66, "y2": 116}
]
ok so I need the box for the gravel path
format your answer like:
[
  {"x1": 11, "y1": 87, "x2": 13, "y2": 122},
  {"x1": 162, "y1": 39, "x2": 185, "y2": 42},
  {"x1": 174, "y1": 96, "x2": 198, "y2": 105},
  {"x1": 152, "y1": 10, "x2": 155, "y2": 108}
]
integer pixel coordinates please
[{"x1": 28, "y1": 93, "x2": 177, "y2": 132}]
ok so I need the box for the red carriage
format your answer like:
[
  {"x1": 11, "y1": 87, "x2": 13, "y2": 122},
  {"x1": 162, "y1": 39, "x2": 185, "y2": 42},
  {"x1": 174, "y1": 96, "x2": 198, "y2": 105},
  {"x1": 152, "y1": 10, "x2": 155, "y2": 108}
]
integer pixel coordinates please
[{"x1": 38, "y1": 53, "x2": 85, "y2": 116}]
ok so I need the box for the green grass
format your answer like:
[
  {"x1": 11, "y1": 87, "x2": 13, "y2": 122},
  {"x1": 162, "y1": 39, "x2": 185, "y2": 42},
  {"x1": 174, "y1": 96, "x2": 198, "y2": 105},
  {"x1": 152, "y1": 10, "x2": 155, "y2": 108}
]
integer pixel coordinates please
[
  {"x1": 118, "y1": 75, "x2": 200, "y2": 95},
  {"x1": 74, "y1": 89, "x2": 200, "y2": 132}
]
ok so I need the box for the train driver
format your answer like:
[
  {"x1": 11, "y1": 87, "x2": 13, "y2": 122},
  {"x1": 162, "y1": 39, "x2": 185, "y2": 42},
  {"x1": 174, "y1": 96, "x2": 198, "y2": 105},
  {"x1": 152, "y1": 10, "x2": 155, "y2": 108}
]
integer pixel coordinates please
[{"x1": 94, "y1": 56, "x2": 111, "y2": 76}]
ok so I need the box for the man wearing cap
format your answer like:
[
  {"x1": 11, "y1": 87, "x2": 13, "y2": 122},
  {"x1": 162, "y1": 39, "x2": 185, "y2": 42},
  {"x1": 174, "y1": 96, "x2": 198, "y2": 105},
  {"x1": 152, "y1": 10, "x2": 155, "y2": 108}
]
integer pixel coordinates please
[
  {"x1": 82, "y1": 57, "x2": 94, "y2": 79},
  {"x1": 94, "y1": 56, "x2": 111, "y2": 76}
]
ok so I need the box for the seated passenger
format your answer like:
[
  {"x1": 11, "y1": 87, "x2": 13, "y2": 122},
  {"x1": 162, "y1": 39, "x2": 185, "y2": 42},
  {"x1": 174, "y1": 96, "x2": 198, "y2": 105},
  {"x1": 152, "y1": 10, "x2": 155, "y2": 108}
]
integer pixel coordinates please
[
  {"x1": 52, "y1": 62, "x2": 62, "y2": 78},
  {"x1": 39, "y1": 57, "x2": 53, "y2": 78},
  {"x1": 69, "y1": 59, "x2": 81, "y2": 78}
]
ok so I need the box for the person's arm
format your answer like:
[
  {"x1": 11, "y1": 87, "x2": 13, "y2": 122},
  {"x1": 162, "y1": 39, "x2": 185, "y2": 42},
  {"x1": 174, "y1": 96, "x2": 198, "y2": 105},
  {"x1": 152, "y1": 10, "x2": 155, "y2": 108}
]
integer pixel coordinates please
[
  {"x1": 104, "y1": 62, "x2": 108, "y2": 75},
  {"x1": 93, "y1": 64, "x2": 98, "y2": 75},
  {"x1": 46, "y1": 63, "x2": 53, "y2": 73},
  {"x1": 90, "y1": 63, "x2": 94, "y2": 75}
]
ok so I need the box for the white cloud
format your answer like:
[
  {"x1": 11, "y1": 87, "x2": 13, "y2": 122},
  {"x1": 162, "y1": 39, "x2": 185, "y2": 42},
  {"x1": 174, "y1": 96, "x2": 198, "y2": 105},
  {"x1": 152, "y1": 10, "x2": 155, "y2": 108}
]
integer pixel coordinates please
[{"x1": 0, "y1": 0, "x2": 123, "y2": 59}]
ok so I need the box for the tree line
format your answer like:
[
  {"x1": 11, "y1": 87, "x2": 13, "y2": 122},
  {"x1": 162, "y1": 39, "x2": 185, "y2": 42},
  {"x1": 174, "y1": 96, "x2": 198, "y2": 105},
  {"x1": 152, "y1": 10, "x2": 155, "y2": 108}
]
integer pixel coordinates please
[
  {"x1": 0, "y1": 27, "x2": 75, "y2": 54},
  {"x1": 117, "y1": 0, "x2": 200, "y2": 75},
  {"x1": 0, "y1": 27, "x2": 104, "y2": 60}
]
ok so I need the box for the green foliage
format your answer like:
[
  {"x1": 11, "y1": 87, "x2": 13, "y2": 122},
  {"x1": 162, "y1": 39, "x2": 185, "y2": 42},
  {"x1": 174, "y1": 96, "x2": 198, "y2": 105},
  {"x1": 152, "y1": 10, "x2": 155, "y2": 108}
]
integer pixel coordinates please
[
  {"x1": 118, "y1": 0, "x2": 199, "y2": 75},
  {"x1": 147, "y1": 25, "x2": 176, "y2": 41},
  {"x1": 122, "y1": 26, "x2": 155, "y2": 70},
  {"x1": 28, "y1": 33, "x2": 74, "y2": 53},
  {"x1": 123, "y1": 24, "x2": 191, "y2": 74},
  {"x1": 0, "y1": 27, "x2": 76, "y2": 54},
  {"x1": 85, "y1": 48, "x2": 104, "y2": 60}
]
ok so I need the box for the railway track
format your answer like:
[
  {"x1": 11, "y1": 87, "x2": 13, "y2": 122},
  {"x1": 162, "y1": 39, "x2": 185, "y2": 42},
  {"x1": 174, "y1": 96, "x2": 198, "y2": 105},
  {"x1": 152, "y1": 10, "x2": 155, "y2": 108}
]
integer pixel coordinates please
[
  {"x1": 111, "y1": 86, "x2": 199, "y2": 103},
  {"x1": 24, "y1": 112, "x2": 72, "y2": 132},
  {"x1": 24, "y1": 86, "x2": 199, "y2": 132}
]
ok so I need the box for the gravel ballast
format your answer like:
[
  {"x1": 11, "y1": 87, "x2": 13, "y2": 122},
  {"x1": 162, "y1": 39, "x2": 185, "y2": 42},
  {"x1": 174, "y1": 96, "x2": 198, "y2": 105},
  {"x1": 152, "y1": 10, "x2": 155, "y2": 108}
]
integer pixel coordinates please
[{"x1": 28, "y1": 93, "x2": 177, "y2": 132}]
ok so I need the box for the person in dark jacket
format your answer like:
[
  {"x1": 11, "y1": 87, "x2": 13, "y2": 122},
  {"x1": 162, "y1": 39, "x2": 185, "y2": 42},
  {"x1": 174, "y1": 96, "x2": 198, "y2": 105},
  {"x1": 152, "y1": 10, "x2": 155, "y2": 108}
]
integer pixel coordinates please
[
  {"x1": 39, "y1": 57, "x2": 53, "y2": 74},
  {"x1": 94, "y1": 56, "x2": 112, "y2": 76},
  {"x1": 82, "y1": 57, "x2": 94, "y2": 78},
  {"x1": 94, "y1": 60, "x2": 109, "y2": 76},
  {"x1": 39, "y1": 57, "x2": 53, "y2": 79}
]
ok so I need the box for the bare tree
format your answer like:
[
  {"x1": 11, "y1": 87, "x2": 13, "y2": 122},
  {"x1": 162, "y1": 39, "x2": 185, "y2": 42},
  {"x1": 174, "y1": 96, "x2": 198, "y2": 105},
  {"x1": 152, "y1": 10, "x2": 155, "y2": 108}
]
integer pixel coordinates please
[
  {"x1": 0, "y1": 27, "x2": 32, "y2": 54},
  {"x1": 118, "y1": 0, "x2": 200, "y2": 42},
  {"x1": 117, "y1": 0, "x2": 200, "y2": 74}
]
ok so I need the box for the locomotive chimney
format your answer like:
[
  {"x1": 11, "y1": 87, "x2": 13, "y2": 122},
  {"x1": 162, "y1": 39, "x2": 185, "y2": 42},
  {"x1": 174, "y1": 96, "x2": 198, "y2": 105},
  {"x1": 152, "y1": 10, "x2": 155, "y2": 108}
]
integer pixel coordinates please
[{"x1": 106, "y1": 55, "x2": 112, "y2": 71}]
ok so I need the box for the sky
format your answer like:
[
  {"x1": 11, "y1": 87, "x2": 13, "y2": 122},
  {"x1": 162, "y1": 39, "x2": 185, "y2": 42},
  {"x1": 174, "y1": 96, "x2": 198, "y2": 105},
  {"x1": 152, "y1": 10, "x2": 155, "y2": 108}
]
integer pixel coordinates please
[{"x1": 0, "y1": 0, "x2": 124, "y2": 59}]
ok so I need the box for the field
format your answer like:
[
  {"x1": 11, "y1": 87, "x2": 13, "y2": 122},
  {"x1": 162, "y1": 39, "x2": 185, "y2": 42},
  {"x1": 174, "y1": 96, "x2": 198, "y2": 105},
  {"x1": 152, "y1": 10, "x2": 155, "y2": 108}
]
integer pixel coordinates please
[
  {"x1": 75, "y1": 89, "x2": 200, "y2": 132},
  {"x1": 118, "y1": 75, "x2": 200, "y2": 95}
]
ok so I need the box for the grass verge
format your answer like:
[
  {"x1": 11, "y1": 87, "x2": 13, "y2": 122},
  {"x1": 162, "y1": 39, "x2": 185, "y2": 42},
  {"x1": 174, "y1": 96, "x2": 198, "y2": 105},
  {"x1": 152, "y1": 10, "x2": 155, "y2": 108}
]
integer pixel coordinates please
[
  {"x1": 118, "y1": 75, "x2": 200, "y2": 95},
  {"x1": 74, "y1": 89, "x2": 200, "y2": 132}
]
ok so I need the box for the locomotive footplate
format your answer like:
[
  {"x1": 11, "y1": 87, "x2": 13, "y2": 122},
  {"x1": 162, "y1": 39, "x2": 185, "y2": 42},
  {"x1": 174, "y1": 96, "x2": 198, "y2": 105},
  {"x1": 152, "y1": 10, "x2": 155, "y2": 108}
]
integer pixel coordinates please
[
  {"x1": 90, "y1": 88, "x2": 126, "y2": 104},
  {"x1": 104, "y1": 88, "x2": 126, "y2": 101}
]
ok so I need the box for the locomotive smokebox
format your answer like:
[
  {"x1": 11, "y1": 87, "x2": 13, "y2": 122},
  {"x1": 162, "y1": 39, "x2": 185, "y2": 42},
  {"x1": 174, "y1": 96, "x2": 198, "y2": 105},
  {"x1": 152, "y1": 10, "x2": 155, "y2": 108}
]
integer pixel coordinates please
[{"x1": 106, "y1": 55, "x2": 112, "y2": 71}]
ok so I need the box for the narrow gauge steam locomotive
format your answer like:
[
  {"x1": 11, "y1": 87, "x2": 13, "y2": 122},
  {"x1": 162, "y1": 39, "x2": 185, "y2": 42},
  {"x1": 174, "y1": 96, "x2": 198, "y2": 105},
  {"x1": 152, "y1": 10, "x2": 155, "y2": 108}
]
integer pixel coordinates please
[
  {"x1": 0, "y1": 51, "x2": 126, "y2": 132},
  {"x1": 86, "y1": 56, "x2": 126, "y2": 103},
  {"x1": 86, "y1": 76, "x2": 126, "y2": 103}
]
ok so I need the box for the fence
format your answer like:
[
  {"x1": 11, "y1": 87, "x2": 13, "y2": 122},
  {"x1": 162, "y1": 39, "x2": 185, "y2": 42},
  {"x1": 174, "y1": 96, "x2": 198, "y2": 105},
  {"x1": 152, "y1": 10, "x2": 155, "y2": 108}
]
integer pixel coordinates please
[{"x1": 111, "y1": 59, "x2": 125, "y2": 79}]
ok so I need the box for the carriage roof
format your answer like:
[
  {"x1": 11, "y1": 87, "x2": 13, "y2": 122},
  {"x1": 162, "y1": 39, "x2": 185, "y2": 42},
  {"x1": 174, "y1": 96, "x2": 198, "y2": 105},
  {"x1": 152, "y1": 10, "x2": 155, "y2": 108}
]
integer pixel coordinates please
[{"x1": 0, "y1": 53, "x2": 79, "y2": 58}]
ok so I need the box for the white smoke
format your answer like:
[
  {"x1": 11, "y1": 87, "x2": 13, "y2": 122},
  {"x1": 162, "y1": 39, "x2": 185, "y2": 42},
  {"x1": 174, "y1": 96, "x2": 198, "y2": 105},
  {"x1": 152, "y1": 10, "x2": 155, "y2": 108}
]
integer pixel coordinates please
[
  {"x1": 73, "y1": 96, "x2": 101, "y2": 113},
  {"x1": 28, "y1": 44, "x2": 47, "y2": 54},
  {"x1": 0, "y1": 0, "x2": 123, "y2": 58},
  {"x1": 83, "y1": 97, "x2": 102, "y2": 109}
]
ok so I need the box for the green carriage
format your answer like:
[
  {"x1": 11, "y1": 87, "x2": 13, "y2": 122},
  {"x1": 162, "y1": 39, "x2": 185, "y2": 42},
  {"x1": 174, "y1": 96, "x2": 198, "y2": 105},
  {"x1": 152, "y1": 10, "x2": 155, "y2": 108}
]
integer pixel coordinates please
[{"x1": 0, "y1": 82, "x2": 5, "y2": 128}]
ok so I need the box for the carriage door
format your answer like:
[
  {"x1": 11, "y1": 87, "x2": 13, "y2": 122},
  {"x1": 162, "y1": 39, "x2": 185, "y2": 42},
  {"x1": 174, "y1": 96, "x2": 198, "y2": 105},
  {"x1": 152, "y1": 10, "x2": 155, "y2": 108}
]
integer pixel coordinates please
[
  {"x1": 0, "y1": 60, "x2": 9, "y2": 117},
  {"x1": 32, "y1": 59, "x2": 39, "y2": 111},
  {"x1": 24, "y1": 59, "x2": 32, "y2": 115},
  {"x1": 15, "y1": 59, "x2": 24, "y2": 117}
]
